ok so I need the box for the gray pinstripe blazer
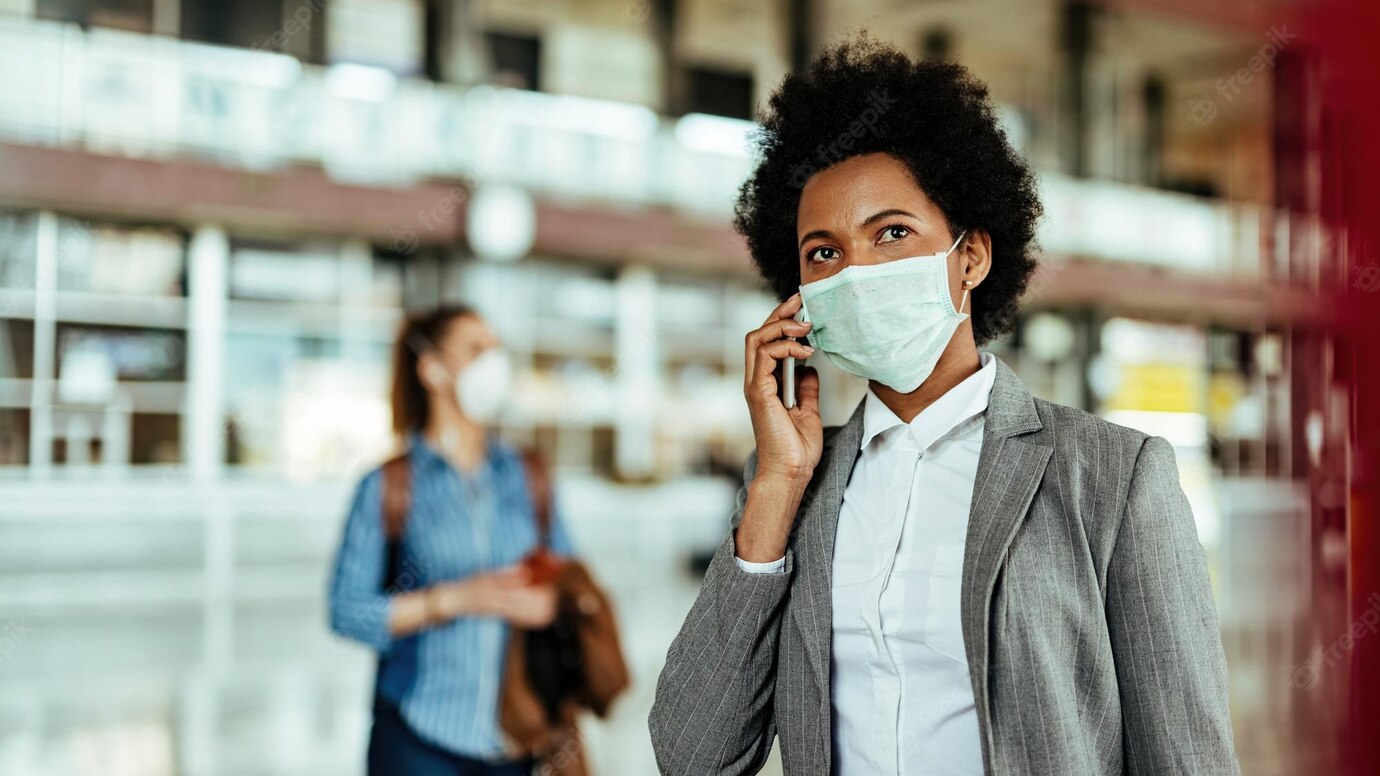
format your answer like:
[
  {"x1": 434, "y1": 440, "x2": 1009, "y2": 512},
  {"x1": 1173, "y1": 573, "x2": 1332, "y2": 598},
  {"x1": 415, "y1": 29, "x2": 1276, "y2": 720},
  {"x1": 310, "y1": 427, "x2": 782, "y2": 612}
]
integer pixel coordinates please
[{"x1": 649, "y1": 358, "x2": 1239, "y2": 775}]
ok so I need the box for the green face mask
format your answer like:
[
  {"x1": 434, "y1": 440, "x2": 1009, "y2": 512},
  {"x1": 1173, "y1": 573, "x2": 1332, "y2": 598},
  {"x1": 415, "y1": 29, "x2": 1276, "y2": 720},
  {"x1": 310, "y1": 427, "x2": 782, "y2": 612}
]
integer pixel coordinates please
[{"x1": 799, "y1": 231, "x2": 969, "y2": 394}]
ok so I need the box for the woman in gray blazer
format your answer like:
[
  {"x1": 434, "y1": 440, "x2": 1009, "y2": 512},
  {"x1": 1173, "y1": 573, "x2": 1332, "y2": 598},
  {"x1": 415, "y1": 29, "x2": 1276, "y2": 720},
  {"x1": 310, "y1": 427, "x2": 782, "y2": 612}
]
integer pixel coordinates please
[{"x1": 649, "y1": 37, "x2": 1240, "y2": 776}]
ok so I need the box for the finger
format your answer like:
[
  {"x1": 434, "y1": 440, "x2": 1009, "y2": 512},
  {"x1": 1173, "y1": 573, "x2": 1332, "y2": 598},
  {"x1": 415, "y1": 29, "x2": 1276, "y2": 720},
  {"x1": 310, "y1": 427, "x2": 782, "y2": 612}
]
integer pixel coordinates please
[
  {"x1": 744, "y1": 329, "x2": 756, "y2": 391},
  {"x1": 745, "y1": 318, "x2": 813, "y2": 389},
  {"x1": 752, "y1": 340, "x2": 815, "y2": 386},
  {"x1": 750, "y1": 318, "x2": 813, "y2": 346},
  {"x1": 792, "y1": 366, "x2": 821, "y2": 415},
  {"x1": 760, "y1": 292, "x2": 803, "y2": 328}
]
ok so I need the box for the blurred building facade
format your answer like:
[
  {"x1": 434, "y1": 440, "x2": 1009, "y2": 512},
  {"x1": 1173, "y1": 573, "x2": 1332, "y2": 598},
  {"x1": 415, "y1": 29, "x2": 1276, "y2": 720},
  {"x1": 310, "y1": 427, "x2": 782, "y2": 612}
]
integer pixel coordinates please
[{"x1": 0, "y1": 1, "x2": 1343, "y2": 775}]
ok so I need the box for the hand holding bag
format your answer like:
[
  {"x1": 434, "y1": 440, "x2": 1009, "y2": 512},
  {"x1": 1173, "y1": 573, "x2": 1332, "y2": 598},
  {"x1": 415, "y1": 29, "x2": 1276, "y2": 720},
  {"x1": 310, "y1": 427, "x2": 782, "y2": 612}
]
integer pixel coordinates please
[{"x1": 499, "y1": 451, "x2": 630, "y2": 775}]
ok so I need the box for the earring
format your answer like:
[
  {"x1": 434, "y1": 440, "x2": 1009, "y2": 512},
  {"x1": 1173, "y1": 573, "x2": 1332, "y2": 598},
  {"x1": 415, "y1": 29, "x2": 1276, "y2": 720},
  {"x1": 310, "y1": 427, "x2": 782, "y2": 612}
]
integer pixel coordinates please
[{"x1": 963, "y1": 280, "x2": 975, "y2": 288}]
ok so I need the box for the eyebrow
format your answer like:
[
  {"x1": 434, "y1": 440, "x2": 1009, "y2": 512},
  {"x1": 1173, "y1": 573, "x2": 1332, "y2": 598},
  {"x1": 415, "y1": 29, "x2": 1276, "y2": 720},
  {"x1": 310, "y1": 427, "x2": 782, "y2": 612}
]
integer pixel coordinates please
[{"x1": 798, "y1": 208, "x2": 922, "y2": 249}]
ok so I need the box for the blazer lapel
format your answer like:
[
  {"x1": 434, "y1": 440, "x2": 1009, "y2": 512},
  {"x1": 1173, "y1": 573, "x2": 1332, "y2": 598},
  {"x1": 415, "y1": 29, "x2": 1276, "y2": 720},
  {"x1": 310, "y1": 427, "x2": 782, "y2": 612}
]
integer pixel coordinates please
[
  {"x1": 790, "y1": 399, "x2": 865, "y2": 700},
  {"x1": 960, "y1": 359, "x2": 1053, "y2": 763}
]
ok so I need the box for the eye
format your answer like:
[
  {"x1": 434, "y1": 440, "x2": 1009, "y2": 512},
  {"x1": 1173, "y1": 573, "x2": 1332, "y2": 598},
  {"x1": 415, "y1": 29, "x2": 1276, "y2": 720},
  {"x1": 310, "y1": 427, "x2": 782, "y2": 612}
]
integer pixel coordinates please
[
  {"x1": 806, "y1": 245, "x2": 840, "y2": 263},
  {"x1": 878, "y1": 224, "x2": 910, "y2": 243}
]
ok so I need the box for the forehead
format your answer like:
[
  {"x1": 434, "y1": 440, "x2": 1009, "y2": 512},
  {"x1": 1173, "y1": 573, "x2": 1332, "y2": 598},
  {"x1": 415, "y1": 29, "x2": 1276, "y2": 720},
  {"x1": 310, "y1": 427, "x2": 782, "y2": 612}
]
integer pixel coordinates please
[
  {"x1": 796, "y1": 153, "x2": 936, "y2": 230},
  {"x1": 439, "y1": 314, "x2": 490, "y2": 346}
]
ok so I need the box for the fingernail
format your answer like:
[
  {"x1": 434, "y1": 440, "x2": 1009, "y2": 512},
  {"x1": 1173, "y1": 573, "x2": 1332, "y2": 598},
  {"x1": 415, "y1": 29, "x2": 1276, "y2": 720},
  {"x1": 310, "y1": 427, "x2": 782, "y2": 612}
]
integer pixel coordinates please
[{"x1": 803, "y1": 345, "x2": 815, "y2": 353}]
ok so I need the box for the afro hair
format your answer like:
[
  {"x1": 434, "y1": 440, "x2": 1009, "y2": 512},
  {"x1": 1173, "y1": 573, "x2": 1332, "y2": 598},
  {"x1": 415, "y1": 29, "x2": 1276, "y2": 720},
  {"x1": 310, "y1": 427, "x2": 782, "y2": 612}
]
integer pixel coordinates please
[{"x1": 733, "y1": 36, "x2": 1043, "y2": 345}]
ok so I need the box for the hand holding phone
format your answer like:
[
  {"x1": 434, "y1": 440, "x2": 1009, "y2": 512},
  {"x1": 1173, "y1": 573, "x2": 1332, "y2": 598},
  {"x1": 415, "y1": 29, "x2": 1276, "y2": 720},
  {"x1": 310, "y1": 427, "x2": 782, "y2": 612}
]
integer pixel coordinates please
[{"x1": 743, "y1": 293, "x2": 823, "y2": 486}]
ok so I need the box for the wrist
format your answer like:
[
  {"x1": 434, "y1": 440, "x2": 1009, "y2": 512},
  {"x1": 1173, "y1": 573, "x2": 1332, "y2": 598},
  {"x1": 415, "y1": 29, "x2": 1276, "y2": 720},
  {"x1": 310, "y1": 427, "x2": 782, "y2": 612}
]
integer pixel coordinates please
[
  {"x1": 431, "y1": 580, "x2": 474, "y2": 621},
  {"x1": 736, "y1": 475, "x2": 807, "y2": 563},
  {"x1": 422, "y1": 586, "x2": 443, "y2": 624},
  {"x1": 753, "y1": 463, "x2": 814, "y2": 490},
  {"x1": 752, "y1": 467, "x2": 812, "y2": 493}
]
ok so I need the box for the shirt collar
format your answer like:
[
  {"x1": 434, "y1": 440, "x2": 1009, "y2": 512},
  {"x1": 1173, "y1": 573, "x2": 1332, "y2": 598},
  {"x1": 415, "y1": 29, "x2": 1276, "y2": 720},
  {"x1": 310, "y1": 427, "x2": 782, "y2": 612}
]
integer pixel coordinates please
[
  {"x1": 407, "y1": 430, "x2": 501, "y2": 473},
  {"x1": 407, "y1": 431, "x2": 447, "y2": 471},
  {"x1": 860, "y1": 351, "x2": 999, "y2": 452}
]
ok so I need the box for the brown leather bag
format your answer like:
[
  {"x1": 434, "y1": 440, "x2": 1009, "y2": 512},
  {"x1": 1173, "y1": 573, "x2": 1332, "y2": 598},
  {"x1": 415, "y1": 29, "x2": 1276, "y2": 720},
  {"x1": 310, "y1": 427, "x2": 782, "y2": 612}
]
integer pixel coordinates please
[{"x1": 379, "y1": 450, "x2": 629, "y2": 775}]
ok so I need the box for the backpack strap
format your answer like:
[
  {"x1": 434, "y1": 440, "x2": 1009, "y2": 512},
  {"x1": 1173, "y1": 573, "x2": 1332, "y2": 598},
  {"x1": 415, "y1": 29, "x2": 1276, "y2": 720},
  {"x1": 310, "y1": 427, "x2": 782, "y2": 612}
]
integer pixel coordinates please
[
  {"x1": 381, "y1": 454, "x2": 412, "y2": 541},
  {"x1": 519, "y1": 448, "x2": 553, "y2": 549},
  {"x1": 380, "y1": 454, "x2": 411, "y2": 589}
]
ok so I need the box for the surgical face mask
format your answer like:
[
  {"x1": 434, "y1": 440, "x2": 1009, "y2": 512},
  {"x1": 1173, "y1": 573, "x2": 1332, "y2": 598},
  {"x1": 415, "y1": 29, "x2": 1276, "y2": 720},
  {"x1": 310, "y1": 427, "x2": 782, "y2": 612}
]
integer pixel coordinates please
[
  {"x1": 453, "y1": 347, "x2": 512, "y2": 423},
  {"x1": 799, "y1": 231, "x2": 968, "y2": 394}
]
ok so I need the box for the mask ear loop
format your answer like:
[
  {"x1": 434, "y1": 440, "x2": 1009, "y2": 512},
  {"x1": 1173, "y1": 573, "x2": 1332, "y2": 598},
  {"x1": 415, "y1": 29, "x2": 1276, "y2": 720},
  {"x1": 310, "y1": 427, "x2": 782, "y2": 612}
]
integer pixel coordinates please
[
  {"x1": 944, "y1": 229, "x2": 968, "y2": 257},
  {"x1": 948, "y1": 230, "x2": 971, "y2": 316}
]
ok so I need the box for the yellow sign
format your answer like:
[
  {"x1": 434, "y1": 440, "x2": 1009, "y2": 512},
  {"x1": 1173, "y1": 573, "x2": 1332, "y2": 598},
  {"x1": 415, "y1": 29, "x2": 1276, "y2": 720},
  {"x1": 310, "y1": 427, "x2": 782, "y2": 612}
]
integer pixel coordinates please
[{"x1": 1105, "y1": 363, "x2": 1205, "y2": 414}]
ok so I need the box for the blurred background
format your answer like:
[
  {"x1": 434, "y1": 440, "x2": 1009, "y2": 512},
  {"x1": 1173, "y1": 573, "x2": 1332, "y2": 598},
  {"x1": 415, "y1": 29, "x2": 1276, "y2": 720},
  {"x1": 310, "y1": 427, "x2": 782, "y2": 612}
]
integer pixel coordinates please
[{"x1": 0, "y1": 0, "x2": 1371, "y2": 774}]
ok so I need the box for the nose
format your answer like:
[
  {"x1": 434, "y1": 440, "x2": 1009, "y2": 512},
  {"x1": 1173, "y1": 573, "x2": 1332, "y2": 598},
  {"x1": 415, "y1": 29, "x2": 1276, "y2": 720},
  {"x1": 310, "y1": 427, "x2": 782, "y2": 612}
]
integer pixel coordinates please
[{"x1": 841, "y1": 235, "x2": 891, "y2": 268}]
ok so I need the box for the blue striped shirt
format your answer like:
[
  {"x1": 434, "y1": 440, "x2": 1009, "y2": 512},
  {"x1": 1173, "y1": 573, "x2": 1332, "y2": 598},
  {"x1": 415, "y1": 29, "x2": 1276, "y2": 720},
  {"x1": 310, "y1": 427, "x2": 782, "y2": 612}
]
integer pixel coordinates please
[{"x1": 328, "y1": 434, "x2": 573, "y2": 759}]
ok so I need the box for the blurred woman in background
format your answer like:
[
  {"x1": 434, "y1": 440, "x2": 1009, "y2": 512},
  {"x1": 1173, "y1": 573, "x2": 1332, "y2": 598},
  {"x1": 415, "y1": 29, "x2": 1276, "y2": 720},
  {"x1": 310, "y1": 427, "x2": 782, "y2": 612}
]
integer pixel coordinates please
[{"x1": 329, "y1": 304, "x2": 574, "y2": 776}]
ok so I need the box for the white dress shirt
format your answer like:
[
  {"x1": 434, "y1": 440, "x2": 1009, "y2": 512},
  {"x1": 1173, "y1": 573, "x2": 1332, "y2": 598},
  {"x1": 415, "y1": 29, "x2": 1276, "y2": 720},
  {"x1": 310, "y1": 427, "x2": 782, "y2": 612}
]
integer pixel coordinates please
[{"x1": 736, "y1": 352, "x2": 996, "y2": 775}]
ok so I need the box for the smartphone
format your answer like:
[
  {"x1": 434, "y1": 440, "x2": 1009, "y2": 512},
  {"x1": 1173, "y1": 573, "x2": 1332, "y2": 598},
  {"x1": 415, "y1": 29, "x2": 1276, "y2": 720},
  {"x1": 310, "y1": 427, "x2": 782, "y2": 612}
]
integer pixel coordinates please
[{"x1": 783, "y1": 307, "x2": 809, "y2": 409}]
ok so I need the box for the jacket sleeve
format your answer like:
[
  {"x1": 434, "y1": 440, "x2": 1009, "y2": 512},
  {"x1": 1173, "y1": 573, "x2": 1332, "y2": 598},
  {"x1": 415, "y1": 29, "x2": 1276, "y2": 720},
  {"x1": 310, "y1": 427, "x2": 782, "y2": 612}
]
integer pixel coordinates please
[
  {"x1": 1106, "y1": 435, "x2": 1240, "y2": 775},
  {"x1": 648, "y1": 451, "x2": 792, "y2": 776}
]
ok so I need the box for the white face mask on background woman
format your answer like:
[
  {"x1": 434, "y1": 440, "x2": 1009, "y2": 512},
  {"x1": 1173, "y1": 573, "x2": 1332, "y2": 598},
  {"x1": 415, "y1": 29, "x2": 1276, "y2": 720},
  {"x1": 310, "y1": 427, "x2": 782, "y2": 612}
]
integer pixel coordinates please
[
  {"x1": 452, "y1": 347, "x2": 513, "y2": 423},
  {"x1": 799, "y1": 231, "x2": 969, "y2": 393}
]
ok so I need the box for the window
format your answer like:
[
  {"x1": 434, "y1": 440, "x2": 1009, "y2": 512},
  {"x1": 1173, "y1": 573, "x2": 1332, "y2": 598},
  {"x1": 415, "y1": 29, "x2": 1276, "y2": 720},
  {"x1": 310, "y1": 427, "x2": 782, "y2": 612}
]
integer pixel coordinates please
[
  {"x1": 180, "y1": 0, "x2": 283, "y2": 50},
  {"x1": 485, "y1": 31, "x2": 542, "y2": 91},
  {"x1": 36, "y1": 0, "x2": 152, "y2": 32},
  {"x1": 684, "y1": 65, "x2": 754, "y2": 121}
]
